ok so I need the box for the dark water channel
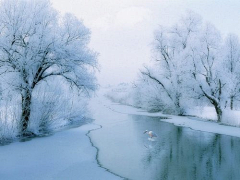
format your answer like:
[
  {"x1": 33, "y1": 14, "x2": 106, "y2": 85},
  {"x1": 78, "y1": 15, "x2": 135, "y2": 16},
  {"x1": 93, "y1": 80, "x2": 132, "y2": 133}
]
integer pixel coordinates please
[{"x1": 90, "y1": 114, "x2": 240, "y2": 180}]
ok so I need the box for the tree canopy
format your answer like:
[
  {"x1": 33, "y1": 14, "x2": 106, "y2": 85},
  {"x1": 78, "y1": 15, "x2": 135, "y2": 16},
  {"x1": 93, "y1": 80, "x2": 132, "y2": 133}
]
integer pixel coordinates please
[
  {"x1": 0, "y1": 0, "x2": 97, "y2": 135},
  {"x1": 137, "y1": 11, "x2": 240, "y2": 122}
]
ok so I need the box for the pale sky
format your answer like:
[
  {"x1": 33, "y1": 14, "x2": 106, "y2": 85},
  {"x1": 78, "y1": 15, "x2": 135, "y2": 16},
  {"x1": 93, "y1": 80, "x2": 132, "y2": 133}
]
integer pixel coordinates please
[{"x1": 50, "y1": 0, "x2": 240, "y2": 86}]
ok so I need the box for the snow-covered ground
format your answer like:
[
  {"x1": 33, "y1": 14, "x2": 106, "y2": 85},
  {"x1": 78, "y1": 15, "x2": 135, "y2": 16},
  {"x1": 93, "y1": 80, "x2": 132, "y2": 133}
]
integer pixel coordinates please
[
  {"x1": 0, "y1": 123, "x2": 121, "y2": 180},
  {"x1": 103, "y1": 85, "x2": 240, "y2": 137},
  {"x1": 102, "y1": 98, "x2": 240, "y2": 138},
  {"x1": 105, "y1": 83, "x2": 240, "y2": 126}
]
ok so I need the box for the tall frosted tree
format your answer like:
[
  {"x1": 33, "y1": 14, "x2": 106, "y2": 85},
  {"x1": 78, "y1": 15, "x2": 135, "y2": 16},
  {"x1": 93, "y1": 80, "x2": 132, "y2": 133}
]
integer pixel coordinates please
[
  {"x1": 222, "y1": 34, "x2": 240, "y2": 110},
  {"x1": 137, "y1": 11, "x2": 240, "y2": 122},
  {"x1": 141, "y1": 12, "x2": 201, "y2": 115},
  {"x1": 0, "y1": 0, "x2": 97, "y2": 135},
  {"x1": 187, "y1": 23, "x2": 224, "y2": 122}
]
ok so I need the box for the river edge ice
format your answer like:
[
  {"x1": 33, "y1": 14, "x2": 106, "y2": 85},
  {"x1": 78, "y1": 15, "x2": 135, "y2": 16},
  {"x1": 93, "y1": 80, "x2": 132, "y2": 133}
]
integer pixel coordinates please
[
  {"x1": 102, "y1": 98, "x2": 240, "y2": 138},
  {"x1": 0, "y1": 123, "x2": 122, "y2": 180}
]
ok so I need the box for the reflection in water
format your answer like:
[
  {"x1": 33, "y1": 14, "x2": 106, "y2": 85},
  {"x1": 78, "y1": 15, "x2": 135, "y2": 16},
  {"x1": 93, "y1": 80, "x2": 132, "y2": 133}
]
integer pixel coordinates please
[
  {"x1": 91, "y1": 114, "x2": 240, "y2": 180},
  {"x1": 136, "y1": 116, "x2": 240, "y2": 180}
]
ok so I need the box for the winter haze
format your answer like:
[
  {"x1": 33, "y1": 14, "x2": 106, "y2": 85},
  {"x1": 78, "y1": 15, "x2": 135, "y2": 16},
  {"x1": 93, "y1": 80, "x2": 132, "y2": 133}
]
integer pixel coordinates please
[
  {"x1": 1, "y1": 1, "x2": 240, "y2": 180},
  {"x1": 51, "y1": 0, "x2": 240, "y2": 86}
]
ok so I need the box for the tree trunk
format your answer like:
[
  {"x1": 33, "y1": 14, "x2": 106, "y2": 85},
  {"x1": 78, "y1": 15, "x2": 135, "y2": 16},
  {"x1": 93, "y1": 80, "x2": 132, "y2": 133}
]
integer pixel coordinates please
[
  {"x1": 213, "y1": 103, "x2": 222, "y2": 122},
  {"x1": 230, "y1": 96, "x2": 234, "y2": 110},
  {"x1": 175, "y1": 93, "x2": 184, "y2": 115},
  {"x1": 21, "y1": 88, "x2": 32, "y2": 134}
]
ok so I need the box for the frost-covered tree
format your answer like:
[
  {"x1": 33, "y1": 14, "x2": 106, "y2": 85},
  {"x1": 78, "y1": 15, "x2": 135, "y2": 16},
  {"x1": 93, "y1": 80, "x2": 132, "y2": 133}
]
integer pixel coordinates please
[
  {"x1": 132, "y1": 76, "x2": 169, "y2": 112},
  {"x1": 140, "y1": 12, "x2": 201, "y2": 115},
  {"x1": 222, "y1": 34, "x2": 240, "y2": 110},
  {"x1": 0, "y1": 0, "x2": 97, "y2": 135},
  {"x1": 137, "y1": 11, "x2": 240, "y2": 122},
  {"x1": 187, "y1": 23, "x2": 224, "y2": 122}
]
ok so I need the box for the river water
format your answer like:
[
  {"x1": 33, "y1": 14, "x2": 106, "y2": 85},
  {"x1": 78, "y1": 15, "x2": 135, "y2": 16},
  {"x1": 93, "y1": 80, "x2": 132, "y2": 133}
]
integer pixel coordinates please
[{"x1": 89, "y1": 101, "x2": 240, "y2": 180}]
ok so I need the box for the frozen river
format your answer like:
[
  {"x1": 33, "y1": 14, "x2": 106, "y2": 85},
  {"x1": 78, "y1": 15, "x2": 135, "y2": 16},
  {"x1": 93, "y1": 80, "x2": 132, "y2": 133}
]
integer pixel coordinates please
[{"x1": 89, "y1": 99, "x2": 240, "y2": 180}]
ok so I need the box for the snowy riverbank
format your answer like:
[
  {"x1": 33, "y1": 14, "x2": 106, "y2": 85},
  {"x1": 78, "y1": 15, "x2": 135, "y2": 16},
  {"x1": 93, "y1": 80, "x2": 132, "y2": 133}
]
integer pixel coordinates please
[
  {"x1": 0, "y1": 123, "x2": 121, "y2": 180},
  {"x1": 100, "y1": 96, "x2": 240, "y2": 138}
]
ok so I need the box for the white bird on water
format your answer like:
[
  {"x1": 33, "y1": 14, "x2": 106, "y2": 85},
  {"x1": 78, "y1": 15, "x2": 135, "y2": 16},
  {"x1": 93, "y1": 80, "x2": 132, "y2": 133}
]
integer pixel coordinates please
[{"x1": 143, "y1": 130, "x2": 157, "y2": 139}]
